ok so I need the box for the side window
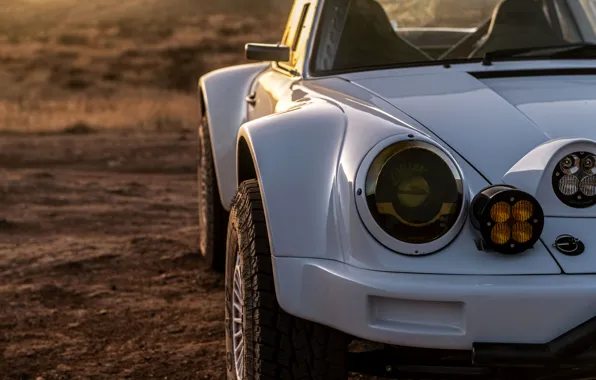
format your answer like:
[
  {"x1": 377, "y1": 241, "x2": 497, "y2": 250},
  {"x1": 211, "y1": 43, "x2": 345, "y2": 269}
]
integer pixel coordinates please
[
  {"x1": 566, "y1": 0, "x2": 596, "y2": 42},
  {"x1": 279, "y1": 2, "x2": 314, "y2": 71},
  {"x1": 379, "y1": 0, "x2": 499, "y2": 28},
  {"x1": 554, "y1": 0, "x2": 582, "y2": 42}
]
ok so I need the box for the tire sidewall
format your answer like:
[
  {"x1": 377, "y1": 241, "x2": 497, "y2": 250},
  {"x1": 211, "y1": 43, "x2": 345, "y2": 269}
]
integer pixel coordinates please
[
  {"x1": 225, "y1": 185, "x2": 258, "y2": 380},
  {"x1": 197, "y1": 114, "x2": 227, "y2": 272},
  {"x1": 197, "y1": 115, "x2": 213, "y2": 257},
  {"x1": 224, "y1": 181, "x2": 349, "y2": 380},
  {"x1": 225, "y1": 215, "x2": 243, "y2": 380}
]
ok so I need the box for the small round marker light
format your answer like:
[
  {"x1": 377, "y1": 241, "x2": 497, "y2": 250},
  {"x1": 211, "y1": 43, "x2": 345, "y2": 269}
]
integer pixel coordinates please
[{"x1": 471, "y1": 185, "x2": 544, "y2": 254}]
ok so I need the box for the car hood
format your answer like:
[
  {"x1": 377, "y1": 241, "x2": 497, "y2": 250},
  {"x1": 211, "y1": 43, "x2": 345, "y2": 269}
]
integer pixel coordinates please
[{"x1": 349, "y1": 71, "x2": 596, "y2": 184}]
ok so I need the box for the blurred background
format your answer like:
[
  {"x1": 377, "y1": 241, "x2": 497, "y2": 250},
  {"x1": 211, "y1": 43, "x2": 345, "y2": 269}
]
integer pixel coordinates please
[
  {"x1": 0, "y1": 1, "x2": 295, "y2": 379},
  {"x1": 0, "y1": 0, "x2": 291, "y2": 133}
]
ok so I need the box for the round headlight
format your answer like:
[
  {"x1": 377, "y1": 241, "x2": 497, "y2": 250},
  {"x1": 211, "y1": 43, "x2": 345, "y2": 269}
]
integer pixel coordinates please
[
  {"x1": 471, "y1": 185, "x2": 544, "y2": 254},
  {"x1": 356, "y1": 138, "x2": 466, "y2": 255},
  {"x1": 559, "y1": 175, "x2": 579, "y2": 195},
  {"x1": 552, "y1": 151, "x2": 596, "y2": 208},
  {"x1": 580, "y1": 175, "x2": 596, "y2": 197}
]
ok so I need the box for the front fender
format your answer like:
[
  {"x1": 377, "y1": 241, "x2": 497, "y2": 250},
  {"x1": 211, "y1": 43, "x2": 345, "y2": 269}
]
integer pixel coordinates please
[
  {"x1": 240, "y1": 77, "x2": 562, "y2": 277},
  {"x1": 200, "y1": 62, "x2": 269, "y2": 209},
  {"x1": 238, "y1": 100, "x2": 347, "y2": 261}
]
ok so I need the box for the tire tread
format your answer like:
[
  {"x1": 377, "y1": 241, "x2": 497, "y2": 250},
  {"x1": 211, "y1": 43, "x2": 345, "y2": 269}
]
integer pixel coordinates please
[
  {"x1": 229, "y1": 180, "x2": 348, "y2": 380},
  {"x1": 198, "y1": 115, "x2": 228, "y2": 272}
]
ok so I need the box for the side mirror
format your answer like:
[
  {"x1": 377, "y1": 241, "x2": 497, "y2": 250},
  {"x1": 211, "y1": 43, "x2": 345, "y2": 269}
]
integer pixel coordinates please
[{"x1": 245, "y1": 43, "x2": 291, "y2": 62}]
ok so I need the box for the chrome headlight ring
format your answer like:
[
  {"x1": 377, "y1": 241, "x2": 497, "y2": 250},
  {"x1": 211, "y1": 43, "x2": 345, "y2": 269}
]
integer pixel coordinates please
[{"x1": 354, "y1": 134, "x2": 469, "y2": 256}]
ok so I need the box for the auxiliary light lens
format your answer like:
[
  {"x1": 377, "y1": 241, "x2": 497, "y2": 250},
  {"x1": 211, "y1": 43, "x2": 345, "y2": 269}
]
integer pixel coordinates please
[
  {"x1": 580, "y1": 176, "x2": 596, "y2": 197},
  {"x1": 512, "y1": 200, "x2": 533, "y2": 222},
  {"x1": 490, "y1": 202, "x2": 510, "y2": 223},
  {"x1": 512, "y1": 222, "x2": 533, "y2": 244},
  {"x1": 471, "y1": 185, "x2": 544, "y2": 254},
  {"x1": 491, "y1": 223, "x2": 511, "y2": 245},
  {"x1": 559, "y1": 175, "x2": 579, "y2": 195}
]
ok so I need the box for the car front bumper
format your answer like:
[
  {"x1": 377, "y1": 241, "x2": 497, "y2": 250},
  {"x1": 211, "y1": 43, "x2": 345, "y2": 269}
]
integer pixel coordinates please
[{"x1": 272, "y1": 257, "x2": 596, "y2": 350}]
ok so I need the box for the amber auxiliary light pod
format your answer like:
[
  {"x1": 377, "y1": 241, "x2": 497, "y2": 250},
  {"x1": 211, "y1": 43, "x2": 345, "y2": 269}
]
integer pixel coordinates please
[{"x1": 471, "y1": 185, "x2": 545, "y2": 254}]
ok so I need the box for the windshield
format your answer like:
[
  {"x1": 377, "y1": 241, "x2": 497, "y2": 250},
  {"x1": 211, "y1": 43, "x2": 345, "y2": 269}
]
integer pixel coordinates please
[{"x1": 312, "y1": 0, "x2": 596, "y2": 73}]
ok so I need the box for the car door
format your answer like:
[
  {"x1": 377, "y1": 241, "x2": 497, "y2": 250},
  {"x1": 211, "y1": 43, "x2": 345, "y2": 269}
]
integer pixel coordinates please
[{"x1": 247, "y1": 0, "x2": 316, "y2": 122}]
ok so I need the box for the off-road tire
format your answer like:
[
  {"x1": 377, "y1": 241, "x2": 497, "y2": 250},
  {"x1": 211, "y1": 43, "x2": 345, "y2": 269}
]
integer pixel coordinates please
[
  {"x1": 225, "y1": 179, "x2": 350, "y2": 380},
  {"x1": 197, "y1": 114, "x2": 228, "y2": 272}
]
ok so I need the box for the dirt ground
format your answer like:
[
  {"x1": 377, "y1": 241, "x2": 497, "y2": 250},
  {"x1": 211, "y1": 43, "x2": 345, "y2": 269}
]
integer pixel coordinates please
[
  {"x1": 0, "y1": 128, "x2": 384, "y2": 380},
  {"x1": 0, "y1": 1, "x2": 389, "y2": 378},
  {"x1": 0, "y1": 130, "x2": 228, "y2": 379}
]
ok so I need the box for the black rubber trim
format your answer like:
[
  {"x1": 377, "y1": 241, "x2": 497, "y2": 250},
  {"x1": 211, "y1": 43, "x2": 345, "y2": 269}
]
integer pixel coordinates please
[{"x1": 470, "y1": 67, "x2": 596, "y2": 79}]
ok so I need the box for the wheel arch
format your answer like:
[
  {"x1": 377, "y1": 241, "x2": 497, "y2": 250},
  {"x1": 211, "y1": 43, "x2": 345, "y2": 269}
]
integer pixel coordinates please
[
  {"x1": 236, "y1": 101, "x2": 348, "y2": 263},
  {"x1": 237, "y1": 135, "x2": 258, "y2": 186},
  {"x1": 199, "y1": 62, "x2": 269, "y2": 210}
]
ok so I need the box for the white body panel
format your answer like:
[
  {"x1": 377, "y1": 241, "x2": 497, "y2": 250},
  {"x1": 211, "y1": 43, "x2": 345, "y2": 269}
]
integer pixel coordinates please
[
  {"x1": 542, "y1": 218, "x2": 596, "y2": 274},
  {"x1": 344, "y1": 64, "x2": 596, "y2": 183},
  {"x1": 481, "y1": 75, "x2": 596, "y2": 140},
  {"x1": 238, "y1": 99, "x2": 347, "y2": 264},
  {"x1": 348, "y1": 73, "x2": 544, "y2": 184},
  {"x1": 240, "y1": 76, "x2": 564, "y2": 275},
  {"x1": 273, "y1": 257, "x2": 596, "y2": 349},
  {"x1": 202, "y1": 53, "x2": 596, "y2": 347},
  {"x1": 200, "y1": 62, "x2": 269, "y2": 209}
]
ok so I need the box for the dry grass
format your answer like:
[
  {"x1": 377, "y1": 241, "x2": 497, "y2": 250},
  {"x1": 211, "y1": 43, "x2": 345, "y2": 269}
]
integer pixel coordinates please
[
  {"x1": 0, "y1": 90, "x2": 198, "y2": 133},
  {"x1": 0, "y1": 0, "x2": 290, "y2": 39},
  {"x1": 0, "y1": 1, "x2": 289, "y2": 134},
  {"x1": 0, "y1": 0, "x2": 503, "y2": 135}
]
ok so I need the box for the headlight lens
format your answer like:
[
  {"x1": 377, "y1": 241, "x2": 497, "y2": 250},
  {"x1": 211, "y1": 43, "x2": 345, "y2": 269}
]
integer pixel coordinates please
[
  {"x1": 512, "y1": 200, "x2": 533, "y2": 221},
  {"x1": 580, "y1": 175, "x2": 596, "y2": 197},
  {"x1": 512, "y1": 222, "x2": 533, "y2": 243},
  {"x1": 558, "y1": 175, "x2": 579, "y2": 195},
  {"x1": 490, "y1": 202, "x2": 510, "y2": 223},
  {"x1": 553, "y1": 152, "x2": 596, "y2": 208},
  {"x1": 471, "y1": 185, "x2": 544, "y2": 254},
  {"x1": 490, "y1": 223, "x2": 511, "y2": 245},
  {"x1": 365, "y1": 140, "x2": 464, "y2": 246}
]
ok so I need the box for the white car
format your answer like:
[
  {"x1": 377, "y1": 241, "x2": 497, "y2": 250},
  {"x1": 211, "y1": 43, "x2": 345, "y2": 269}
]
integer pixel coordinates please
[{"x1": 197, "y1": 0, "x2": 596, "y2": 378}]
